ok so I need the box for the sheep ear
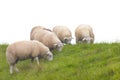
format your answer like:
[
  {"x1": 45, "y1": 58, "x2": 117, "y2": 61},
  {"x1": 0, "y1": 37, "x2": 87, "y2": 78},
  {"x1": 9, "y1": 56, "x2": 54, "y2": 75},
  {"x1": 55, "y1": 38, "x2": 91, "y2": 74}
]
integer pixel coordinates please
[
  {"x1": 47, "y1": 51, "x2": 52, "y2": 55},
  {"x1": 91, "y1": 38, "x2": 94, "y2": 40},
  {"x1": 54, "y1": 44, "x2": 57, "y2": 47},
  {"x1": 63, "y1": 37, "x2": 67, "y2": 40},
  {"x1": 46, "y1": 51, "x2": 49, "y2": 55},
  {"x1": 82, "y1": 38, "x2": 85, "y2": 41}
]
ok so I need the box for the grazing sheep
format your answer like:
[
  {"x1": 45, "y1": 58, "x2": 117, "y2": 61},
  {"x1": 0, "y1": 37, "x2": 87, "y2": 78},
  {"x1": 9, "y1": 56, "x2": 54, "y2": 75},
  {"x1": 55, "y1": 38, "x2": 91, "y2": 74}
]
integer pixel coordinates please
[
  {"x1": 30, "y1": 26, "x2": 52, "y2": 40},
  {"x1": 30, "y1": 27, "x2": 63, "y2": 51},
  {"x1": 75, "y1": 24, "x2": 94, "y2": 43},
  {"x1": 53, "y1": 26, "x2": 72, "y2": 44},
  {"x1": 6, "y1": 40, "x2": 53, "y2": 74}
]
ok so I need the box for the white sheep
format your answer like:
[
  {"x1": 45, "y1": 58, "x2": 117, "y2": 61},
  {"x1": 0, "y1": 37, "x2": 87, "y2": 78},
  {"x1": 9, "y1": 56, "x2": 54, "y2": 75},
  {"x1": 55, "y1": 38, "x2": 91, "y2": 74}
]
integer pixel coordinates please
[
  {"x1": 30, "y1": 27, "x2": 63, "y2": 51},
  {"x1": 75, "y1": 24, "x2": 94, "y2": 43},
  {"x1": 6, "y1": 40, "x2": 53, "y2": 74},
  {"x1": 53, "y1": 26, "x2": 72, "y2": 44},
  {"x1": 30, "y1": 26, "x2": 52, "y2": 40}
]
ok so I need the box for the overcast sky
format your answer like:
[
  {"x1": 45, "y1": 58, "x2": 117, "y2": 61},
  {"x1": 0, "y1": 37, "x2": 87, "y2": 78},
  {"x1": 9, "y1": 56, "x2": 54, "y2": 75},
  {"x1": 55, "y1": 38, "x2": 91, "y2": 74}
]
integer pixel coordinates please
[{"x1": 0, "y1": 0, "x2": 120, "y2": 44}]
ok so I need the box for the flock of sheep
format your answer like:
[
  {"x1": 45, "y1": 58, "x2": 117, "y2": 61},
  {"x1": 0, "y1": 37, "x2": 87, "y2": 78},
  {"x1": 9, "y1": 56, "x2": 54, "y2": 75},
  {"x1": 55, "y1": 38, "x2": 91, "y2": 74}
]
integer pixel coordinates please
[{"x1": 6, "y1": 24, "x2": 95, "y2": 74}]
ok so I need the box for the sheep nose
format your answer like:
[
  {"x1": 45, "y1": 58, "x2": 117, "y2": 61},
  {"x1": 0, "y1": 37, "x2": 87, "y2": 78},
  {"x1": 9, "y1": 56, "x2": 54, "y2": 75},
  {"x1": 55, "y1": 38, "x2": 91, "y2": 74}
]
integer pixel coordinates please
[{"x1": 48, "y1": 57, "x2": 53, "y2": 61}]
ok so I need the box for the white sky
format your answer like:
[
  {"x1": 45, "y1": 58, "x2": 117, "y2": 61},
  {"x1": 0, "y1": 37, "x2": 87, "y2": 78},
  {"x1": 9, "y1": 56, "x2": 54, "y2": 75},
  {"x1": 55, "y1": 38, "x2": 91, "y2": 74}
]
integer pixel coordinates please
[{"x1": 0, "y1": 0, "x2": 120, "y2": 44}]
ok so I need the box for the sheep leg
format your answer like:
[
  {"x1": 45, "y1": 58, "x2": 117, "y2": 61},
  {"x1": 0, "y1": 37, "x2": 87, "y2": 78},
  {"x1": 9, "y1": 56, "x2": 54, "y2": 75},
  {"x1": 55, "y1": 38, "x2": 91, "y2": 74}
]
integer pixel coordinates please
[
  {"x1": 35, "y1": 57, "x2": 39, "y2": 65},
  {"x1": 76, "y1": 37, "x2": 79, "y2": 43},
  {"x1": 31, "y1": 57, "x2": 34, "y2": 63},
  {"x1": 10, "y1": 65, "x2": 13, "y2": 74}
]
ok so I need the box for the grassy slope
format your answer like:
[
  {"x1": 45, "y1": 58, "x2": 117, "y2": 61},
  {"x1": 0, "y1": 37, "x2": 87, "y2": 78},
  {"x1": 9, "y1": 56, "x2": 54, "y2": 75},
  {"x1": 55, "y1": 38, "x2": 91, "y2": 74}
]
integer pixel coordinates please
[{"x1": 0, "y1": 43, "x2": 120, "y2": 80}]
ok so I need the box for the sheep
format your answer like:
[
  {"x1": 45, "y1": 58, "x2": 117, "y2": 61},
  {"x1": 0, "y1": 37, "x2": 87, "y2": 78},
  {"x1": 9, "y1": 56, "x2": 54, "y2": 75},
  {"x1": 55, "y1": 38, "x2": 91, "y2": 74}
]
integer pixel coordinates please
[
  {"x1": 30, "y1": 27, "x2": 63, "y2": 51},
  {"x1": 30, "y1": 26, "x2": 52, "y2": 40},
  {"x1": 6, "y1": 40, "x2": 53, "y2": 74},
  {"x1": 53, "y1": 26, "x2": 72, "y2": 44},
  {"x1": 75, "y1": 24, "x2": 94, "y2": 44}
]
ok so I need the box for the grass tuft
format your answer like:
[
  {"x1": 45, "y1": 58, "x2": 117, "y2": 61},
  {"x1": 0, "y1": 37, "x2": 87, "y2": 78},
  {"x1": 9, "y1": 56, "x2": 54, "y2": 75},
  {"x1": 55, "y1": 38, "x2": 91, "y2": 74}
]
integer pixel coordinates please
[{"x1": 0, "y1": 43, "x2": 120, "y2": 80}]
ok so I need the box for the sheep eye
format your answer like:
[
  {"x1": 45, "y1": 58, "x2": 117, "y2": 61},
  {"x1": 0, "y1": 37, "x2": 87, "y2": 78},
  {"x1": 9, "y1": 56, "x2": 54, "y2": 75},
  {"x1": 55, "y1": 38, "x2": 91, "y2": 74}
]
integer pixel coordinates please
[
  {"x1": 65, "y1": 39, "x2": 68, "y2": 42},
  {"x1": 48, "y1": 54, "x2": 51, "y2": 57}
]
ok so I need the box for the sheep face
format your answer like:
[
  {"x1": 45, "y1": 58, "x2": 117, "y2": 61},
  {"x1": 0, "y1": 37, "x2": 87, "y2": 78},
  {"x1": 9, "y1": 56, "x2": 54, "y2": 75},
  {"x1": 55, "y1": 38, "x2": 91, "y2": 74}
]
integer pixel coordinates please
[
  {"x1": 63, "y1": 37, "x2": 72, "y2": 44},
  {"x1": 54, "y1": 42, "x2": 63, "y2": 51},
  {"x1": 82, "y1": 37, "x2": 93, "y2": 43},
  {"x1": 44, "y1": 51, "x2": 53, "y2": 61}
]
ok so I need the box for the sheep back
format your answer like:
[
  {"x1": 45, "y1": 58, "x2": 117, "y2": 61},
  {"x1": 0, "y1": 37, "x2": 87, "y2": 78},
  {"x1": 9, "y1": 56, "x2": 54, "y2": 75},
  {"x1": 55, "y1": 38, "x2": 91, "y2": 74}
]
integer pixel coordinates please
[{"x1": 30, "y1": 26, "x2": 52, "y2": 40}]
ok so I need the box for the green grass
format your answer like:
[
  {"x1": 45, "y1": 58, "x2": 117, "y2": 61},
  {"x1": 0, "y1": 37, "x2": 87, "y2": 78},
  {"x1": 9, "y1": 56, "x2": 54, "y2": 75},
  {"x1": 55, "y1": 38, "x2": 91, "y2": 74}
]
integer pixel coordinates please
[{"x1": 0, "y1": 43, "x2": 120, "y2": 80}]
